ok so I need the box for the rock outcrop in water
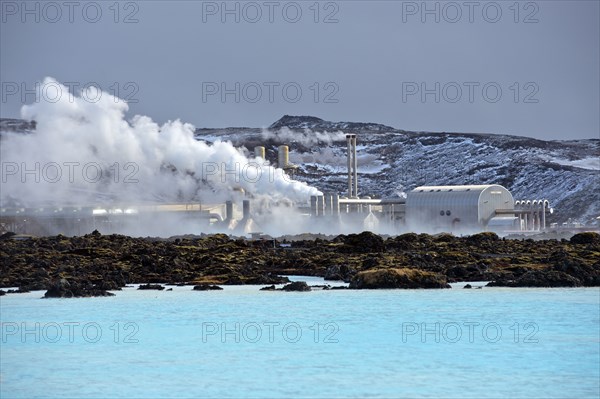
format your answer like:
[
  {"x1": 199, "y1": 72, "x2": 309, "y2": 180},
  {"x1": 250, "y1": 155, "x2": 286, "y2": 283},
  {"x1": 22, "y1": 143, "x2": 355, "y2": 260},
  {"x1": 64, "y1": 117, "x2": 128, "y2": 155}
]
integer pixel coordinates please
[
  {"x1": 0, "y1": 231, "x2": 598, "y2": 296},
  {"x1": 193, "y1": 284, "x2": 223, "y2": 291},
  {"x1": 281, "y1": 281, "x2": 311, "y2": 292},
  {"x1": 350, "y1": 268, "x2": 450, "y2": 289},
  {"x1": 43, "y1": 278, "x2": 115, "y2": 298}
]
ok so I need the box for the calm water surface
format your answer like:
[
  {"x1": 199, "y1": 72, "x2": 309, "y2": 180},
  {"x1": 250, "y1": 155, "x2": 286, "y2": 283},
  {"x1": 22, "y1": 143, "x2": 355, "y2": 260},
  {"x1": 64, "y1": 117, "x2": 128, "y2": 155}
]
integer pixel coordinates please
[{"x1": 1, "y1": 277, "x2": 598, "y2": 398}]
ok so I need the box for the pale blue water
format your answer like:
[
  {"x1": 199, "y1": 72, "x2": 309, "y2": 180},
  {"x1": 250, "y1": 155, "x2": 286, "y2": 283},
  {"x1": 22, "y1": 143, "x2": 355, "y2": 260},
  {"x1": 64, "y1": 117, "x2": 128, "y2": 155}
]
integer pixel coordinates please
[{"x1": 1, "y1": 278, "x2": 599, "y2": 398}]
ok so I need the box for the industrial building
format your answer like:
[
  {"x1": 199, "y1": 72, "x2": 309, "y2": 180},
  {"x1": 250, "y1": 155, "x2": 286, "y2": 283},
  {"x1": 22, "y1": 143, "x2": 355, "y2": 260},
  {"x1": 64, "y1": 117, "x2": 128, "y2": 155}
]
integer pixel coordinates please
[
  {"x1": 0, "y1": 135, "x2": 555, "y2": 236},
  {"x1": 405, "y1": 185, "x2": 516, "y2": 232},
  {"x1": 306, "y1": 135, "x2": 551, "y2": 234}
]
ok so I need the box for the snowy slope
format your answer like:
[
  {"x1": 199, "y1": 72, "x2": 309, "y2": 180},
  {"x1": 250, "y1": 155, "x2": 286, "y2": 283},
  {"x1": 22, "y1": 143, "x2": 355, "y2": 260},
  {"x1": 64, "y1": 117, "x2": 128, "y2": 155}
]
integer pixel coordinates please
[{"x1": 195, "y1": 115, "x2": 599, "y2": 225}]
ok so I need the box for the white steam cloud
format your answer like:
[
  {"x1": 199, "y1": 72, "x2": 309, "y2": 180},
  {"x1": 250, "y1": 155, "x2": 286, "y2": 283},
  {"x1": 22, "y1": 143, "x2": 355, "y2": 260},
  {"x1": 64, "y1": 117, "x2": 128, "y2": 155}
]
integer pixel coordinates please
[
  {"x1": 261, "y1": 127, "x2": 346, "y2": 147},
  {"x1": 1, "y1": 77, "x2": 321, "y2": 209}
]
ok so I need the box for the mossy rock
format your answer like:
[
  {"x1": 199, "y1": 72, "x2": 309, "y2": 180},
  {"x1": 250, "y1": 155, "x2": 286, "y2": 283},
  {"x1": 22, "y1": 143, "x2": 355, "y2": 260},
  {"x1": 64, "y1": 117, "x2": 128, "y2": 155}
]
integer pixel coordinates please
[
  {"x1": 570, "y1": 232, "x2": 600, "y2": 246},
  {"x1": 465, "y1": 232, "x2": 499, "y2": 244},
  {"x1": 350, "y1": 267, "x2": 450, "y2": 289}
]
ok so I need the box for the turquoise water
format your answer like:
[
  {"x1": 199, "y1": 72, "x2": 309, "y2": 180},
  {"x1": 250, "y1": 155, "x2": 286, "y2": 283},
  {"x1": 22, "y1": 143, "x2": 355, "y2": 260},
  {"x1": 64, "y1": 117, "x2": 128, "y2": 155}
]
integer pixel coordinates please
[{"x1": 1, "y1": 278, "x2": 599, "y2": 398}]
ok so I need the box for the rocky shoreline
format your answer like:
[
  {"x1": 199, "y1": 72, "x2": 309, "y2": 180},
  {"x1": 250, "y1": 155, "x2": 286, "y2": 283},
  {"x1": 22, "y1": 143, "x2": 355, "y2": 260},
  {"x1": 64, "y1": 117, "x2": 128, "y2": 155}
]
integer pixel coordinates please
[{"x1": 0, "y1": 231, "x2": 598, "y2": 297}]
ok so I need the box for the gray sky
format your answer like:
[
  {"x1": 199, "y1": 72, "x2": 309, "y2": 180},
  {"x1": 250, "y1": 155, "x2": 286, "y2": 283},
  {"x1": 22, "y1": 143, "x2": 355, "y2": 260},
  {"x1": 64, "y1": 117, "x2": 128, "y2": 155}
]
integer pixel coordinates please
[{"x1": 1, "y1": 0, "x2": 599, "y2": 139}]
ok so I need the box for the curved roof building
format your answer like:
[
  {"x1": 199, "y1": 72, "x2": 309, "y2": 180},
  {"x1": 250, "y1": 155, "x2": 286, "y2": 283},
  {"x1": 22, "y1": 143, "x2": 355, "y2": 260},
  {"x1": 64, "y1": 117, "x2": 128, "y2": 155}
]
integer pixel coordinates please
[{"x1": 405, "y1": 185, "x2": 515, "y2": 233}]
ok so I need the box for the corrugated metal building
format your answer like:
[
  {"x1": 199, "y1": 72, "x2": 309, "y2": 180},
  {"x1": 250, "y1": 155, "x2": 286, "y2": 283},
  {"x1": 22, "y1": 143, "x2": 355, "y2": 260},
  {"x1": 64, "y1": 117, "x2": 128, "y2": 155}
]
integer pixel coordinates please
[{"x1": 405, "y1": 185, "x2": 516, "y2": 233}]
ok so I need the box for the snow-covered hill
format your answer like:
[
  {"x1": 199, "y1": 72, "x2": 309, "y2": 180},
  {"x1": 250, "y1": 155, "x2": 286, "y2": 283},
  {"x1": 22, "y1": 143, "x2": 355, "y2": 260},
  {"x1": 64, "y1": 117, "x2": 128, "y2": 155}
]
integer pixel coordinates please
[
  {"x1": 194, "y1": 115, "x2": 600, "y2": 225},
  {"x1": 2, "y1": 116, "x2": 598, "y2": 224}
]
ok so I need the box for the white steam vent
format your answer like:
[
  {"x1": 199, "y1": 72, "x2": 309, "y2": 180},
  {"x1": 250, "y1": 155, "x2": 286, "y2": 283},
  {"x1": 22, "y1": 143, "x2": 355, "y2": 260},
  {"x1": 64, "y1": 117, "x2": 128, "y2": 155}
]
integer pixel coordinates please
[{"x1": 0, "y1": 77, "x2": 321, "y2": 208}]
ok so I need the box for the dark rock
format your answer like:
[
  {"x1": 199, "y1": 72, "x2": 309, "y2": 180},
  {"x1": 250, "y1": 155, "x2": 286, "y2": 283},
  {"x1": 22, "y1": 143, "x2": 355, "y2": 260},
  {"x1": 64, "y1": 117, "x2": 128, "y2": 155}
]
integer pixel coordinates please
[
  {"x1": 387, "y1": 233, "x2": 419, "y2": 250},
  {"x1": 281, "y1": 281, "x2": 311, "y2": 292},
  {"x1": 245, "y1": 274, "x2": 289, "y2": 285},
  {"x1": 487, "y1": 270, "x2": 582, "y2": 287},
  {"x1": 1, "y1": 231, "x2": 599, "y2": 294},
  {"x1": 324, "y1": 264, "x2": 351, "y2": 281},
  {"x1": 463, "y1": 284, "x2": 473, "y2": 289},
  {"x1": 0, "y1": 232, "x2": 16, "y2": 240},
  {"x1": 44, "y1": 278, "x2": 72, "y2": 298},
  {"x1": 43, "y1": 278, "x2": 115, "y2": 298},
  {"x1": 465, "y1": 232, "x2": 499, "y2": 246},
  {"x1": 0, "y1": 290, "x2": 5, "y2": 296},
  {"x1": 138, "y1": 284, "x2": 165, "y2": 290},
  {"x1": 350, "y1": 268, "x2": 450, "y2": 289},
  {"x1": 570, "y1": 232, "x2": 600, "y2": 246},
  {"x1": 19, "y1": 281, "x2": 46, "y2": 291},
  {"x1": 8, "y1": 287, "x2": 30, "y2": 294},
  {"x1": 336, "y1": 231, "x2": 385, "y2": 253},
  {"x1": 193, "y1": 284, "x2": 223, "y2": 291},
  {"x1": 260, "y1": 284, "x2": 276, "y2": 291}
]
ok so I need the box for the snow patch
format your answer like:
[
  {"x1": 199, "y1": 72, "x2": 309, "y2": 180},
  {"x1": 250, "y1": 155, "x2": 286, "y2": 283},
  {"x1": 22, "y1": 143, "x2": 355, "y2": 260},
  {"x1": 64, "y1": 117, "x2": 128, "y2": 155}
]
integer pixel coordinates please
[{"x1": 545, "y1": 157, "x2": 600, "y2": 171}]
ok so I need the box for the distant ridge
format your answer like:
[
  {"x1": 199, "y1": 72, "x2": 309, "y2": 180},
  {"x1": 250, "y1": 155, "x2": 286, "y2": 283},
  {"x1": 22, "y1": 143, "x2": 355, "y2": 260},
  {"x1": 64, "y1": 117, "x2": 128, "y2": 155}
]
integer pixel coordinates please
[
  {"x1": 269, "y1": 115, "x2": 398, "y2": 133},
  {"x1": 0, "y1": 118, "x2": 36, "y2": 133}
]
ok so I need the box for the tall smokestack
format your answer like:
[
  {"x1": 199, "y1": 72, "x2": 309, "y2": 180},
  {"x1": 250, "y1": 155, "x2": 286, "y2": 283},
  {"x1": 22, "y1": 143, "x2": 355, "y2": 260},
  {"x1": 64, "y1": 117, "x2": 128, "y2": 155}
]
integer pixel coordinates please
[
  {"x1": 278, "y1": 145, "x2": 289, "y2": 168},
  {"x1": 352, "y1": 135, "x2": 358, "y2": 197},
  {"x1": 346, "y1": 135, "x2": 353, "y2": 197}
]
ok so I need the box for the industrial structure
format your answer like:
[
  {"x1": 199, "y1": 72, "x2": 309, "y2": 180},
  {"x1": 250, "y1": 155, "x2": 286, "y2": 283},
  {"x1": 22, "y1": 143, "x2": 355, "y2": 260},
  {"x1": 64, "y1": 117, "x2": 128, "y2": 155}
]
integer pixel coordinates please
[{"x1": 1, "y1": 135, "x2": 561, "y2": 237}]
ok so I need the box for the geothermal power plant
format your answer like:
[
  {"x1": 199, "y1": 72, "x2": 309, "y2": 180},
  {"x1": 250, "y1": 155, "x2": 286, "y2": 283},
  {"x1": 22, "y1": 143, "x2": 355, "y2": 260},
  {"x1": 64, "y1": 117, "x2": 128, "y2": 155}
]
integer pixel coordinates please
[{"x1": 0, "y1": 134, "x2": 558, "y2": 237}]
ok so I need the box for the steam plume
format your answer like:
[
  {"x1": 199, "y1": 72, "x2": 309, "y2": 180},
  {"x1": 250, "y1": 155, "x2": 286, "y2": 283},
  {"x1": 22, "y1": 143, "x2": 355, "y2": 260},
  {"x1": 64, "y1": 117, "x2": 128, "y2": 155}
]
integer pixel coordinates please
[{"x1": 1, "y1": 77, "x2": 321, "y2": 209}]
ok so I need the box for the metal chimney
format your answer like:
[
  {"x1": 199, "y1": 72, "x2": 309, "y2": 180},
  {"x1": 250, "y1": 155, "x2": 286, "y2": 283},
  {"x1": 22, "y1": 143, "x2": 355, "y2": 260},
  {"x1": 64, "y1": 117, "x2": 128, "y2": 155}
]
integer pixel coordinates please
[
  {"x1": 225, "y1": 200, "x2": 233, "y2": 221},
  {"x1": 352, "y1": 134, "x2": 358, "y2": 197},
  {"x1": 346, "y1": 135, "x2": 353, "y2": 197},
  {"x1": 242, "y1": 200, "x2": 250, "y2": 220},
  {"x1": 254, "y1": 146, "x2": 265, "y2": 159},
  {"x1": 278, "y1": 145, "x2": 289, "y2": 168}
]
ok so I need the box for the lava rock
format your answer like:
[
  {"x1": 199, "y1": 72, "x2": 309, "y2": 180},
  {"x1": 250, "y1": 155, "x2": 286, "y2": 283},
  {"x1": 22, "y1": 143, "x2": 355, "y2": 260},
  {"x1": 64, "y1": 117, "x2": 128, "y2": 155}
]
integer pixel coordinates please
[
  {"x1": 487, "y1": 270, "x2": 582, "y2": 287},
  {"x1": 138, "y1": 284, "x2": 165, "y2": 290},
  {"x1": 350, "y1": 268, "x2": 450, "y2": 289},
  {"x1": 43, "y1": 278, "x2": 115, "y2": 298},
  {"x1": 570, "y1": 232, "x2": 600, "y2": 246},
  {"x1": 0, "y1": 232, "x2": 16, "y2": 240},
  {"x1": 336, "y1": 231, "x2": 385, "y2": 253},
  {"x1": 260, "y1": 284, "x2": 277, "y2": 291},
  {"x1": 324, "y1": 264, "x2": 351, "y2": 281},
  {"x1": 193, "y1": 284, "x2": 223, "y2": 291},
  {"x1": 281, "y1": 281, "x2": 311, "y2": 292}
]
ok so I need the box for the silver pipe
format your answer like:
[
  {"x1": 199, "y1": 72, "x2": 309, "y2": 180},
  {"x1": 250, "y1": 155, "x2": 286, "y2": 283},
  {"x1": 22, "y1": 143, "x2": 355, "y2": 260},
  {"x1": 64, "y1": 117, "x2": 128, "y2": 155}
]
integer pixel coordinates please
[
  {"x1": 542, "y1": 200, "x2": 548, "y2": 230},
  {"x1": 323, "y1": 193, "x2": 332, "y2": 216},
  {"x1": 332, "y1": 194, "x2": 340, "y2": 215},
  {"x1": 316, "y1": 195, "x2": 324, "y2": 217},
  {"x1": 338, "y1": 198, "x2": 406, "y2": 205},
  {"x1": 208, "y1": 213, "x2": 223, "y2": 222}
]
